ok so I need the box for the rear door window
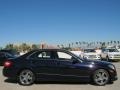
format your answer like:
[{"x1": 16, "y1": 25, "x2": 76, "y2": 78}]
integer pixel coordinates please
[{"x1": 29, "y1": 51, "x2": 55, "y2": 60}]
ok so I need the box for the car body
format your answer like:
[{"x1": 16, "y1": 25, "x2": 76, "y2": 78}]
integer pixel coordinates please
[
  {"x1": 101, "y1": 48, "x2": 120, "y2": 61},
  {"x1": 83, "y1": 49, "x2": 101, "y2": 60},
  {"x1": 3, "y1": 49, "x2": 117, "y2": 86},
  {"x1": 0, "y1": 52, "x2": 15, "y2": 66}
]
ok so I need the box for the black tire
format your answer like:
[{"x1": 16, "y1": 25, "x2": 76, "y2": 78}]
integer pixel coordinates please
[
  {"x1": 18, "y1": 69, "x2": 35, "y2": 86},
  {"x1": 93, "y1": 69, "x2": 109, "y2": 86}
]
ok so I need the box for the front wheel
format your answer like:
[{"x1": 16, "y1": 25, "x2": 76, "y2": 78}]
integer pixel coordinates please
[
  {"x1": 18, "y1": 69, "x2": 35, "y2": 86},
  {"x1": 93, "y1": 69, "x2": 109, "y2": 86}
]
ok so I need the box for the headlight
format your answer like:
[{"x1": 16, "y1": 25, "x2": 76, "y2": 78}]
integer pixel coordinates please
[{"x1": 108, "y1": 64, "x2": 115, "y2": 70}]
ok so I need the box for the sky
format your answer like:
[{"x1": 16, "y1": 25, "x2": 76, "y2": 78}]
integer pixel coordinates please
[{"x1": 0, "y1": 0, "x2": 120, "y2": 47}]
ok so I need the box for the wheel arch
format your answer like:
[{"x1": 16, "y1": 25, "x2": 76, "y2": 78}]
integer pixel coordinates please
[
  {"x1": 17, "y1": 67, "x2": 36, "y2": 78},
  {"x1": 90, "y1": 68, "x2": 110, "y2": 82}
]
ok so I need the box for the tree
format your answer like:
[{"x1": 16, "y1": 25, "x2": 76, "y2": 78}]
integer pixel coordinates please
[
  {"x1": 19, "y1": 43, "x2": 31, "y2": 52},
  {"x1": 97, "y1": 42, "x2": 99, "y2": 45},
  {"x1": 57, "y1": 45, "x2": 60, "y2": 48},
  {"x1": 68, "y1": 44, "x2": 71, "y2": 48},
  {"x1": 110, "y1": 41, "x2": 113, "y2": 45},
  {"x1": 76, "y1": 42, "x2": 78, "y2": 47},
  {"x1": 79, "y1": 42, "x2": 81, "y2": 45},
  {"x1": 101, "y1": 42, "x2": 106, "y2": 49},
  {"x1": 5, "y1": 44, "x2": 14, "y2": 50},
  {"x1": 0, "y1": 47, "x2": 2, "y2": 50},
  {"x1": 107, "y1": 42, "x2": 110, "y2": 45},
  {"x1": 61, "y1": 44, "x2": 64, "y2": 48},
  {"x1": 117, "y1": 41, "x2": 120, "y2": 45},
  {"x1": 114, "y1": 41, "x2": 116, "y2": 45},
  {"x1": 13, "y1": 45, "x2": 19, "y2": 51},
  {"x1": 72, "y1": 43, "x2": 74, "y2": 47},
  {"x1": 31, "y1": 44, "x2": 38, "y2": 50}
]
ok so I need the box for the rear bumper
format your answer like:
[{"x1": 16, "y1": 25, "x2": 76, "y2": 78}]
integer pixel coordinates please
[{"x1": 3, "y1": 67, "x2": 18, "y2": 79}]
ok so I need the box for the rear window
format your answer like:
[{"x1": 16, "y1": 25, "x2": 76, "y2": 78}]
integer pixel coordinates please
[{"x1": 29, "y1": 51, "x2": 54, "y2": 59}]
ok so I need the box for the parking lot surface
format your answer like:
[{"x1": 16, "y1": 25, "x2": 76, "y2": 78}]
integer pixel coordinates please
[{"x1": 0, "y1": 62, "x2": 120, "y2": 90}]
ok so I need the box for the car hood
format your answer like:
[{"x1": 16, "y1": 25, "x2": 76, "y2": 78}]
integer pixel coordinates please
[{"x1": 82, "y1": 59, "x2": 111, "y2": 66}]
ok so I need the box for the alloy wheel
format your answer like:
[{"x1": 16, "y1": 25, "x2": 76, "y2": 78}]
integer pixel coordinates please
[
  {"x1": 93, "y1": 69, "x2": 109, "y2": 86},
  {"x1": 19, "y1": 69, "x2": 35, "y2": 85}
]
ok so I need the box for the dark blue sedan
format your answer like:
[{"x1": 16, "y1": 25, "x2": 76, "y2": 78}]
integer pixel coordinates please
[{"x1": 3, "y1": 49, "x2": 117, "y2": 86}]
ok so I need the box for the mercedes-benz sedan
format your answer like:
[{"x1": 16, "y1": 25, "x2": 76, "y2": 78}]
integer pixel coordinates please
[{"x1": 3, "y1": 49, "x2": 117, "y2": 86}]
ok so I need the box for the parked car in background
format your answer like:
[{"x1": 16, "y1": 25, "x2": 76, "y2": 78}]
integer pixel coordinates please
[
  {"x1": 83, "y1": 49, "x2": 101, "y2": 60},
  {"x1": 101, "y1": 48, "x2": 120, "y2": 61},
  {"x1": 0, "y1": 50, "x2": 19, "y2": 57},
  {"x1": 117, "y1": 48, "x2": 120, "y2": 52},
  {"x1": 0, "y1": 52, "x2": 15, "y2": 66},
  {"x1": 95, "y1": 48, "x2": 102, "y2": 55},
  {"x1": 70, "y1": 50, "x2": 84, "y2": 59},
  {"x1": 3, "y1": 49, "x2": 117, "y2": 86}
]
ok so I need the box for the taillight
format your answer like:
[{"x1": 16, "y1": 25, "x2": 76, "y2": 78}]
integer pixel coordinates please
[{"x1": 4, "y1": 60, "x2": 13, "y2": 68}]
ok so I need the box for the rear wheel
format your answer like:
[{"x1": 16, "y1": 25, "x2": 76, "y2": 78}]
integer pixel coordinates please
[
  {"x1": 93, "y1": 69, "x2": 109, "y2": 86},
  {"x1": 18, "y1": 69, "x2": 35, "y2": 86}
]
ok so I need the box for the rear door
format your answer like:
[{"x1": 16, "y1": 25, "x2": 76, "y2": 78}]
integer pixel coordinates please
[{"x1": 28, "y1": 50, "x2": 60, "y2": 79}]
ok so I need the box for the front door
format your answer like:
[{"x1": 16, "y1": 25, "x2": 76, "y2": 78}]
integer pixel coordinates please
[{"x1": 53, "y1": 51, "x2": 90, "y2": 81}]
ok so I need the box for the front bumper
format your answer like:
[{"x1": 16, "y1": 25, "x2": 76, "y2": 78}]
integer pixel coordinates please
[
  {"x1": 108, "y1": 69, "x2": 118, "y2": 82},
  {"x1": 110, "y1": 75, "x2": 118, "y2": 82},
  {"x1": 84, "y1": 56, "x2": 101, "y2": 60},
  {"x1": 109, "y1": 56, "x2": 120, "y2": 60}
]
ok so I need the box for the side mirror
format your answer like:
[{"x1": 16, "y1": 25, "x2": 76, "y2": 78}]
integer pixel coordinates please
[{"x1": 72, "y1": 59, "x2": 79, "y2": 64}]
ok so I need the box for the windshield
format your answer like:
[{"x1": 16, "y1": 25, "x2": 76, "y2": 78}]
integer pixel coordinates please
[
  {"x1": 107, "y1": 49, "x2": 119, "y2": 52},
  {"x1": 84, "y1": 49, "x2": 96, "y2": 53}
]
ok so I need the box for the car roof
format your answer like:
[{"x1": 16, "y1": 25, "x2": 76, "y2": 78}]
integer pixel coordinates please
[
  {"x1": 31, "y1": 49, "x2": 66, "y2": 51},
  {"x1": 18, "y1": 49, "x2": 74, "y2": 59}
]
